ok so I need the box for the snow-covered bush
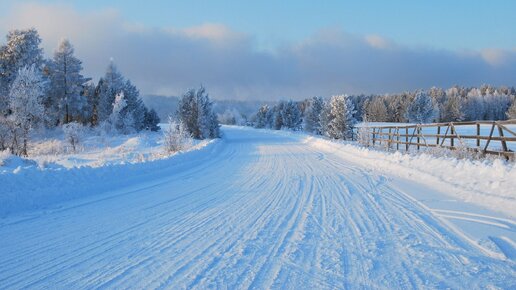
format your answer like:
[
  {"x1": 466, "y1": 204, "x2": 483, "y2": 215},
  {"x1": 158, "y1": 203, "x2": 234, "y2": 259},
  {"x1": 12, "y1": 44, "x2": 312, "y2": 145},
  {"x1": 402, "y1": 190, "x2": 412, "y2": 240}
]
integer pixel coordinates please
[
  {"x1": 0, "y1": 149, "x2": 11, "y2": 166},
  {"x1": 63, "y1": 122, "x2": 84, "y2": 152},
  {"x1": 356, "y1": 118, "x2": 371, "y2": 147},
  {"x1": 163, "y1": 117, "x2": 193, "y2": 153}
]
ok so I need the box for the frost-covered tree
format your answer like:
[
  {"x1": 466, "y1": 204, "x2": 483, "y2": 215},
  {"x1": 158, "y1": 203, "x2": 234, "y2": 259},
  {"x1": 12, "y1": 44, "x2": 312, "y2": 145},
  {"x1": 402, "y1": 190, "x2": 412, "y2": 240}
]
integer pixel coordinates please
[
  {"x1": 483, "y1": 94, "x2": 511, "y2": 120},
  {"x1": 218, "y1": 108, "x2": 245, "y2": 125},
  {"x1": 304, "y1": 96, "x2": 324, "y2": 134},
  {"x1": 325, "y1": 95, "x2": 356, "y2": 140},
  {"x1": 144, "y1": 107, "x2": 161, "y2": 131},
  {"x1": 121, "y1": 79, "x2": 146, "y2": 131},
  {"x1": 463, "y1": 93, "x2": 485, "y2": 121},
  {"x1": 8, "y1": 65, "x2": 46, "y2": 155},
  {"x1": 281, "y1": 100, "x2": 302, "y2": 130},
  {"x1": 97, "y1": 61, "x2": 125, "y2": 122},
  {"x1": 176, "y1": 86, "x2": 219, "y2": 139},
  {"x1": 405, "y1": 91, "x2": 438, "y2": 123},
  {"x1": 0, "y1": 28, "x2": 44, "y2": 114},
  {"x1": 272, "y1": 101, "x2": 285, "y2": 130},
  {"x1": 47, "y1": 39, "x2": 89, "y2": 124},
  {"x1": 197, "y1": 87, "x2": 220, "y2": 138},
  {"x1": 363, "y1": 97, "x2": 388, "y2": 122},
  {"x1": 506, "y1": 100, "x2": 516, "y2": 119},
  {"x1": 440, "y1": 94, "x2": 464, "y2": 122},
  {"x1": 254, "y1": 105, "x2": 269, "y2": 128},
  {"x1": 101, "y1": 92, "x2": 132, "y2": 134}
]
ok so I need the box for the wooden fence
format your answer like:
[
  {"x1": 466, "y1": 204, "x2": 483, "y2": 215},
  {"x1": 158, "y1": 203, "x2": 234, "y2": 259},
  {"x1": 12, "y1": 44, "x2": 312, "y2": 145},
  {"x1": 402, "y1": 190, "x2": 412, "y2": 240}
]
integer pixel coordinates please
[{"x1": 354, "y1": 119, "x2": 516, "y2": 159}]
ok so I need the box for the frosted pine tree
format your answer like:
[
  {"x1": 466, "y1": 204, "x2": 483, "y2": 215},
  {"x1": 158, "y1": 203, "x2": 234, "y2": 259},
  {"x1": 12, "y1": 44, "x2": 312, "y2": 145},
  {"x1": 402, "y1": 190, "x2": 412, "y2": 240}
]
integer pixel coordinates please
[
  {"x1": 97, "y1": 60, "x2": 125, "y2": 122},
  {"x1": 364, "y1": 97, "x2": 388, "y2": 122},
  {"x1": 196, "y1": 87, "x2": 219, "y2": 138},
  {"x1": 405, "y1": 90, "x2": 438, "y2": 123},
  {"x1": 48, "y1": 39, "x2": 89, "y2": 124},
  {"x1": 122, "y1": 80, "x2": 146, "y2": 131},
  {"x1": 326, "y1": 95, "x2": 356, "y2": 140},
  {"x1": 304, "y1": 96, "x2": 324, "y2": 134},
  {"x1": 101, "y1": 92, "x2": 129, "y2": 134},
  {"x1": 281, "y1": 100, "x2": 302, "y2": 130},
  {"x1": 177, "y1": 89, "x2": 199, "y2": 137},
  {"x1": 254, "y1": 105, "x2": 269, "y2": 128},
  {"x1": 144, "y1": 108, "x2": 161, "y2": 131},
  {"x1": 177, "y1": 86, "x2": 219, "y2": 139},
  {"x1": 8, "y1": 65, "x2": 46, "y2": 155},
  {"x1": 272, "y1": 101, "x2": 285, "y2": 130},
  {"x1": 440, "y1": 94, "x2": 464, "y2": 122},
  {"x1": 506, "y1": 100, "x2": 516, "y2": 119}
]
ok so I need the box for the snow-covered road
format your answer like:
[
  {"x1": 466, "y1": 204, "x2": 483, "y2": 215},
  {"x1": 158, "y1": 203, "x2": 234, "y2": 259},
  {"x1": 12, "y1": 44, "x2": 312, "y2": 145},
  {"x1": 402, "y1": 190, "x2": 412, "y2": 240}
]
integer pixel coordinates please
[{"x1": 1, "y1": 127, "x2": 514, "y2": 289}]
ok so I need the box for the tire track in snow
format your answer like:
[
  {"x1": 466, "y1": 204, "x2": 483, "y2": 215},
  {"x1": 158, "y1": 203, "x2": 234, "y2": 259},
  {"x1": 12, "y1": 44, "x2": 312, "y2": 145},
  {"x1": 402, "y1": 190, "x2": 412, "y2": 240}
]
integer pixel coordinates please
[{"x1": 0, "y1": 127, "x2": 514, "y2": 289}]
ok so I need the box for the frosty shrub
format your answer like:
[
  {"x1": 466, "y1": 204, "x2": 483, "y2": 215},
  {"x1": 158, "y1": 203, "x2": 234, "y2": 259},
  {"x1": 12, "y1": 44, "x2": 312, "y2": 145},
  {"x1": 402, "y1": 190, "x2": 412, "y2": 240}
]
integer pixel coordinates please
[
  {"x1": 163, "y1": 117, "x2": 192, "y2": 153},
  {"x1": 63, "y1": 122, "x2": 84, "y2": 152},
  {"x1": 357, "y1": 118, "x2": 371, "y2": 147}
]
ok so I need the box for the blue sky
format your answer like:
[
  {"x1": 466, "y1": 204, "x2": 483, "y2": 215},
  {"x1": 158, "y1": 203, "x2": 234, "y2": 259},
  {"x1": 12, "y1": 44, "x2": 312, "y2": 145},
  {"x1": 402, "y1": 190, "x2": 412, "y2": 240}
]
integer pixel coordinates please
[
  {"x1": 4, "y1": 0, "x2": 514, "y2": 51},
  {"x1": 0, "y1": 1, "x2": 515, "y2": 99}
]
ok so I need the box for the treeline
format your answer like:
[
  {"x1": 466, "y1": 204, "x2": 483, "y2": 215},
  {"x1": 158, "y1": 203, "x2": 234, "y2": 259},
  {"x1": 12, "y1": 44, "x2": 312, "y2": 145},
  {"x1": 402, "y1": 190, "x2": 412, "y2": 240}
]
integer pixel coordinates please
[
  {"x1": 0, "y1": 28, "x2": 160, "y2": 155},
  {"x1": 253, "y1": 96, "x2": 356, "y2": 139},
  {"x1": 250, "y1": 86, "x2": 516, "y2": 140}
]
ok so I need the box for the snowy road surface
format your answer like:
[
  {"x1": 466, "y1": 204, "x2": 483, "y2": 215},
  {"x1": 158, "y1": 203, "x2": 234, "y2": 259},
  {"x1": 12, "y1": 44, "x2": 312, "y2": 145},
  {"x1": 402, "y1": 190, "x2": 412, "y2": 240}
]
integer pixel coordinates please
[{"x1": 1, "y1": 127, "x2": 515, "y2": 289}]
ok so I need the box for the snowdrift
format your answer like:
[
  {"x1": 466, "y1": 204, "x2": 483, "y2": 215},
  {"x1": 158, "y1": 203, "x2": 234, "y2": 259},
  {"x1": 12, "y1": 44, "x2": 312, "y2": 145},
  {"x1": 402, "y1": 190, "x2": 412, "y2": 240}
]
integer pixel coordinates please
[
  {"x1": 0, "y1": 139, "x2": 222, "y2": 217},
  {"x1": 302, "y1": 135, "x2": 516, "y2": 217}
]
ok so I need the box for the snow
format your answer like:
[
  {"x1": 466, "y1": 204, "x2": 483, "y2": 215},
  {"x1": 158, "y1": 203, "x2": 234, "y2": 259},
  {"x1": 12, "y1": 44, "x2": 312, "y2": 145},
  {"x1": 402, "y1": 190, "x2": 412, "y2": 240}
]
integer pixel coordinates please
[
  {"x1": 0, "y1": 126, "x2": 515, "y2": 288},
  {"x1": 356, "y1": 121, "x2": 516, "y2": 151}
]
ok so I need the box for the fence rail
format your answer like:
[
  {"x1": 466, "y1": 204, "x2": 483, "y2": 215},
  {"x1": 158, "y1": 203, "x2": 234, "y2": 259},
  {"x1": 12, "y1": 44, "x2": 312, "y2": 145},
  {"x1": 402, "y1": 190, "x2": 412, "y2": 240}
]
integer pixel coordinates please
[{"x1": 355, "y1": 119, "x2": 516, "y2": 159}]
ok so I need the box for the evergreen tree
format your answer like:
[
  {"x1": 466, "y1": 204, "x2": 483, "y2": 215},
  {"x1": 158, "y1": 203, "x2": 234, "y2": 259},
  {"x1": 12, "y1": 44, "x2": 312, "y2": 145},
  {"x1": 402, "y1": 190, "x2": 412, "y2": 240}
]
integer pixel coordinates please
[
  {"x1": 144, "y1": 108, "x2": 160, "y2": 131},
  {"x1": 281, "y1": 100, "x2": 302, "y2": 130},
  {"x1": 405, "y1": 90, "x2": 438, "y2": 123},
  {"x1": 304, "y1": 96, "x2": 324, "y2": 134},
  {"x1": 97, "y1": 61, "x2": 125, "y2": 122},
  {"x1": 47, "y1": 39, "x2": 89, "y2": 124},
  {"x1": 507, "y1": 100, "x2": 516, "y2": 119},
  {"x1": 255, "y1": 105, "x2": 269, "y2": 128},
  {"x1": 364, "y1": 97, "x2": 388, "y2": 122},
  {"x1": 176, "y1": 86, "x2": 219, "y2": 139},
  {"x1": 440, "y1": 94, "x2": 464, "y2": 122},
  {"x1": 325, "y1": 95, "x2": 356, "y2": 140}
]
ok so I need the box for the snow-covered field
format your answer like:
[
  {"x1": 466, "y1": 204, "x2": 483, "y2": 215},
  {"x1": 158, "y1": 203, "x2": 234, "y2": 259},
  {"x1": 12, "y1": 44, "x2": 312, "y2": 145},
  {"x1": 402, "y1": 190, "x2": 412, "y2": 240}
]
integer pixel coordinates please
[{"x1": 0, "y1": 126, "x2": 515, "y2": 288}]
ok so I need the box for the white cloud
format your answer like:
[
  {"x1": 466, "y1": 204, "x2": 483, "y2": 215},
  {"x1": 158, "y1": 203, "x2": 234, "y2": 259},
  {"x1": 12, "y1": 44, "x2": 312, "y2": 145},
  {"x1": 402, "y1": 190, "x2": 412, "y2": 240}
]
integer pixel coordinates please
[{"x1": 1, "y1": 3, "x2": 515, "y2": 100}]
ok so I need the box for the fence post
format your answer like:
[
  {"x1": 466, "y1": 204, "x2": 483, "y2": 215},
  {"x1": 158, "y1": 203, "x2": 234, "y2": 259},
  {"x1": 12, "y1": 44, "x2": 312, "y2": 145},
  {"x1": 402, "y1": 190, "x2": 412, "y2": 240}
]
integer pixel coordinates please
[
  {"x1": 396, "y1": 127, "x2": 400, "y2": 150},
  {"x1": 372, "y1": 128, "x2": 376, "y2": 146},
  {"x1": 417, "y1": 125, "x2": 420, "y2": 150},
  {"x1": 405, "y1": 127, "x2": 409, "y2": 151},
  {"x1": 476, "y1": 123, "x2": 480, "y2": 147},
  {"x1": 436, "y1": 126, "x2": 440, "y2": 145},
  {"x1": 497, "y1": 123, "x2": 508, "y2": 152},
  {"x1": 450, "y1": 124, "x2": 455, "y2": 147}
]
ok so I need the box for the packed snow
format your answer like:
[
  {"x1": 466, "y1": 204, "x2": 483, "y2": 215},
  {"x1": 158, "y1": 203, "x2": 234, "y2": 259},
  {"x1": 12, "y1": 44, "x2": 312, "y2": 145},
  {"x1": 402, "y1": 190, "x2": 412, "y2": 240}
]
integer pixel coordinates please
[{"x1": 0, "y1": 126, "x2": 514, "y2": 288}]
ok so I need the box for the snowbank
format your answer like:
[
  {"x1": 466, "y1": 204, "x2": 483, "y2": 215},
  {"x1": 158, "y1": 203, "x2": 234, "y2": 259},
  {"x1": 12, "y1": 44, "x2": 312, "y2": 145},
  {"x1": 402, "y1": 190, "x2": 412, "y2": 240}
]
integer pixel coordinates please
[
  {"x1": 302, "y1": 135, "x2": 516, "y2": 217},
  {"x1": 0, "y1": 138, "x2": 222, "y2": 217}
]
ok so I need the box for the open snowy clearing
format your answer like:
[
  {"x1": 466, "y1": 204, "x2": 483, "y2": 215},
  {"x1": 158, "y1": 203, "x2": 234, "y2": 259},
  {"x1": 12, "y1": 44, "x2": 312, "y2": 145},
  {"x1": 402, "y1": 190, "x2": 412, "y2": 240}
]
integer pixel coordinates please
[{"x1": 0, "y1": 126, "x2": 515, "y2": 289}]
